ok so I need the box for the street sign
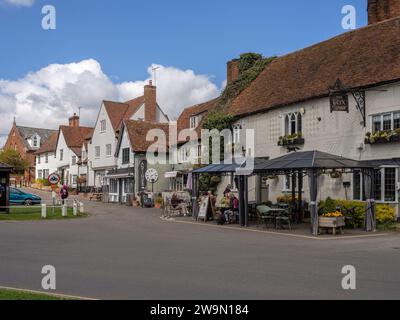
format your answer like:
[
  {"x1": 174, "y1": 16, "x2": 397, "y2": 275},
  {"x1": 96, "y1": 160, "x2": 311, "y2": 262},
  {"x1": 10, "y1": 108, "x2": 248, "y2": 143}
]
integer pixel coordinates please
[{"x1": 48, "y1": 173, "x2": 61, "y2": 185}]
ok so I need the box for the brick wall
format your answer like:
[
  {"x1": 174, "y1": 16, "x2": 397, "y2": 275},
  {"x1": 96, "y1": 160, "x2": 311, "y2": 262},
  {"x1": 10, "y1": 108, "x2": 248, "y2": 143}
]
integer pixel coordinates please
[
  {"x1": 144, "y1": 81, "x2": 157, "y2": 122},
  {"x1": 227, "y1": 59, "x2": 240, "y2": 84},
  {"x1": 368, "y1": 0, "x2": 400, "y2": 24},
  {"x1": 3, "y1": 124, "x2": 36, "y2": 183}
]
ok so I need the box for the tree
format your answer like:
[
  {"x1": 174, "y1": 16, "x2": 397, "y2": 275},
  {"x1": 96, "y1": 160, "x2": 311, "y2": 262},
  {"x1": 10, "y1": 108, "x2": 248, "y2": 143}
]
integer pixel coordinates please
[{"x1": 0, "y1": 149, "x2": 29, "y2": 174}]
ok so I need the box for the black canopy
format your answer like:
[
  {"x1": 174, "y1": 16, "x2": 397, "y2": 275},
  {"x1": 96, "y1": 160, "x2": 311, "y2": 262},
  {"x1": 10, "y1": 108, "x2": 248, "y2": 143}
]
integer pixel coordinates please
[{"x1": 241, "y1": 150, "x2": 375, "y2": 174}]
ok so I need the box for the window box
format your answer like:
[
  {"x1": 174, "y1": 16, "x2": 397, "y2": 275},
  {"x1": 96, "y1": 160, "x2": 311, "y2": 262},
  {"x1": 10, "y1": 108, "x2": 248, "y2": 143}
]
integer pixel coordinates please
[
  {"x1": 278, "y1": 133, "x2": 305, "y2": 147},
  {"x1": 365, "y1": 130, "x2": 400, "y2": 145}
]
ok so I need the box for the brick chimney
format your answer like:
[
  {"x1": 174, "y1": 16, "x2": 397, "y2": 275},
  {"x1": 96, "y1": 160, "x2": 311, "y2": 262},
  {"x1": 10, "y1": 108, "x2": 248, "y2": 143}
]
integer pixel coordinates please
[
  {"x1": 69, "y1": 113, "x2": 80, "y2": 127},
  {"x1": 368, "y1": 0, "x2": 400, "y2": 25},
  {"x1": 227, "y1": 59, "x2": 240, "y2": 84},
  {"x1": 144, "y1": 80, "x2": 157, "y2": 122}
]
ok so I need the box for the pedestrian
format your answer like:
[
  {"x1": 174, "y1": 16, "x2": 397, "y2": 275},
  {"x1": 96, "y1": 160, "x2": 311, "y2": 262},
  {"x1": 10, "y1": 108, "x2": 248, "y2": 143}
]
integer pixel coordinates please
[{"x1": 60, "y1": 184, "x2": 69, "y2": 205}]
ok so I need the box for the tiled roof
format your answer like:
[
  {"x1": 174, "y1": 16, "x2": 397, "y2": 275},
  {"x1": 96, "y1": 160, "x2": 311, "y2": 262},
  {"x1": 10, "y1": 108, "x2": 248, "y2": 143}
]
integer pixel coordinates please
[
  {"x1": 124, "y1": 120, "x2": 170, "y2": 153},
  {"x1": 176, "y1": 98, "x2": 219, "y2": 143},
  {"x1": 35, "y1": 131, "x2": 58, "y2": 155},
  {"x1": 103, "y1": 96, "x2": 144, "y2": 133},
  {"x1": 16, "y1": 126, "x2": 58, "y2": 151},
  {"x1": 60, "y1": 126, "x2": 94, "y2": 150},
  {"x1": 229, "y1": 17, "x2": 400, "y2": 117}
]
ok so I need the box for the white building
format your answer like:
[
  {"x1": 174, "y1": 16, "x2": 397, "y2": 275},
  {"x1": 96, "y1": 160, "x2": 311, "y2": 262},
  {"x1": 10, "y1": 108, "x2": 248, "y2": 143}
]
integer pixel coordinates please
[
  {"x1": 107, "y1": 120, "x2": 171, "y2": 203},
  {"x1": 88, "y1": 81, "x2": 169, "y2": 190},
  {"x1": 35, "y1": 131, "x2": 58, "y2": 181},
  {"x1": 219, "y1": 11, "x2": 400, "y2": 216},
  {"x1": 53, "y1": 114, "x2": 94, "y2": 189}
]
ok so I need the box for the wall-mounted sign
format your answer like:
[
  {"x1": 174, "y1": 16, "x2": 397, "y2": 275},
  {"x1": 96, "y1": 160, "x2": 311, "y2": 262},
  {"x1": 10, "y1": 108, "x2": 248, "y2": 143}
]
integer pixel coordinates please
[
  {"x1": 329, "y1": 79, "x2": 349, "y2": 113},
  {"x1": 330, "y1": 94, "x2": 349, "y2": 113}
]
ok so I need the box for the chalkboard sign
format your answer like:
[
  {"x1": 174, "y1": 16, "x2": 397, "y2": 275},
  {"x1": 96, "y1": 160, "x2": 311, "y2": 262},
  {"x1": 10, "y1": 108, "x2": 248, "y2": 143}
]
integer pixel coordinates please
[{"x1": 197, "y1": 196, "x2": 210, "y2": 222}]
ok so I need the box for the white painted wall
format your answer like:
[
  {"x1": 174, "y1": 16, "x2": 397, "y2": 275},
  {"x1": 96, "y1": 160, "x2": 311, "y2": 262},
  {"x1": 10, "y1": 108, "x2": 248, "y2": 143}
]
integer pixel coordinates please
[
  {"x1": 235, "y1": 81, "x2": 400, "y2": 208},
  {"x1": 35, "y1": 151, "x2": 57, "y2": 180},
  {"x1": 88, "y1": 102, "x2": 119, "y2": 187}
]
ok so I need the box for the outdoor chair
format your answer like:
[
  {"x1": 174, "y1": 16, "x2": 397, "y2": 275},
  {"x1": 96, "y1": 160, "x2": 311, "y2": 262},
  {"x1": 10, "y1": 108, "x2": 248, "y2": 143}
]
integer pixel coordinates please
[
  {"x1": 256, "y1": 205, "x2": 275, "y2": 228},
  {"x1": 275, "y1": 209, "x2": 293, "y2": 230}
]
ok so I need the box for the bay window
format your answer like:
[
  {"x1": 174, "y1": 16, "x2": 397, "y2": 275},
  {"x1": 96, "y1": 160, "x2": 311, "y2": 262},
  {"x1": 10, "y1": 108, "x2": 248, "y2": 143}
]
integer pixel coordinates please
[
  {"x1": 353, "y1": 168, "x2": 398, "y2": 203},
  {"x1": 371, "y1": 111, "x2": 400, "y2": 133}
]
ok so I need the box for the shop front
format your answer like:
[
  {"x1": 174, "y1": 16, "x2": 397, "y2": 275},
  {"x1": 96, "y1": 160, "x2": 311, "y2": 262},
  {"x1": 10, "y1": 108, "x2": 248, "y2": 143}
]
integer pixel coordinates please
[{"x1": 105, "y1": 168, "x2": 135, "y2": 204}]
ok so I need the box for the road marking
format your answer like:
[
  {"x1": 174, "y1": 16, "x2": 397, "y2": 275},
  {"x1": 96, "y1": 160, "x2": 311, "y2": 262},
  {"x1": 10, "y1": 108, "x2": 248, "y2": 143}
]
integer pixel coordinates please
[
  {"x1": 162, "y1": 218, "x2": 389, "y2": 241},
  {"x1": 0, "y1": 285, "x2": 97, "y2": 300}
]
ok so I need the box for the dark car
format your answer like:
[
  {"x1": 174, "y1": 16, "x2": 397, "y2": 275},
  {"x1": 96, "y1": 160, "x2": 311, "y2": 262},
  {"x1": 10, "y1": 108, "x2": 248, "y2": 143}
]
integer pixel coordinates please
[{"x1": 10, "y1": 188, "x2": 42, "y2": 206}]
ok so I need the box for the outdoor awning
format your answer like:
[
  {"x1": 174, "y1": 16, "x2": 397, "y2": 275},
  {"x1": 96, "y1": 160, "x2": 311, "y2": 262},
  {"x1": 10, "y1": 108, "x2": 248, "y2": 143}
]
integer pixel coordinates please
[
  {"x1": 105, "y1": 168, "x2": 134, "y2": 179},
  {"x1": 240, "y1": 150, "x2": 376, "y2": 174}
]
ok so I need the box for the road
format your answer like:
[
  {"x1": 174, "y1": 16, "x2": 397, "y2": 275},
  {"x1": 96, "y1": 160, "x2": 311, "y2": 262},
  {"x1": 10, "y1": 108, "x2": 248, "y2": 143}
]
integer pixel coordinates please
[{"x1": 0, "y1": 188, "x2": 399, "y2": 300}]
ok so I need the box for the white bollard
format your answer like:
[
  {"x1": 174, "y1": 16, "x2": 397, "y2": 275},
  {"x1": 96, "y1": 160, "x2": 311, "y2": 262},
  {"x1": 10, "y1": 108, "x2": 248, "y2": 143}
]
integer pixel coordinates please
[
  {"x1": 62, "y1": 204, "x2": 67, "y2": 217},
  {"x1": 73, "y1": 201, "x2": 78, "y2": 216},
  {"x1": 79, "y1": 202, "x2": 84, "y2": 214},
  {"x1": 41, "y1": 203, "x2": 47, "y2": 219}
]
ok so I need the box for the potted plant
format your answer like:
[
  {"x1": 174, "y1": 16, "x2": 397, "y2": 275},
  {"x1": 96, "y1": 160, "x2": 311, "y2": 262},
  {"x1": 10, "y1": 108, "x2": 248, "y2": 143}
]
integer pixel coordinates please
[
  {"x1": 154, "y1": 195, "x2": 163, "y2": 209},
  {"x1": 319, "y1": 211, "x2": 346, "y2": 235}
]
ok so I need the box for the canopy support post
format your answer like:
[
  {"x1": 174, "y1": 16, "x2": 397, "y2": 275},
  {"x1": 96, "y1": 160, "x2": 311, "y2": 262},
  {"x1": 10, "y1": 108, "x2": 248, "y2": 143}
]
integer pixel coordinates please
[
  {"x1": 297, "y1": 171, "x2": 303, "y2": 223},
  {"x1": 362, "y1": 168, "x2": 376, "y2": 232},
  {"x1": 308, "y1": 169, "x2": 319, "y2": 236}
]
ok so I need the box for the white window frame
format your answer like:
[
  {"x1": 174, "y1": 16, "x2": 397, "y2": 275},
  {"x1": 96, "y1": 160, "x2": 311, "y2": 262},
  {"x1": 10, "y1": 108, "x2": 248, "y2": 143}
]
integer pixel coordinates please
[
  {"x1": 38, "y1": 170, "x2": 43, "y2": 180},
  {"x1": 352, "y1": 167, "x2": 398, "y2": 203},
  {"x1": 283, "y1": 112, "x2": 302, "y2": 136},
  {"x1": 72, "y1": 156, "x2": 77, "y2": 166},
  {"x1": 32, "y1": 135, "x2": 38, "y2": 148},
  {"x1": 37, "y1": 156, "x2": 41, "y2": 165},
  {"x1": 95, "y1": 146, "x2": 101, "y2": 159},
  {"x1": 106, "y1": 144, "x2": 112, "y2": 157},
  {"x1": 282, "y1": 174, "x2": 304, "y2": 192},
  {"x1": 45, "y1": 153, "x2": 48, "y2": 164},
  {"x1": 59, "y1": 149, "x2": 64, "y2": 161},
  {"x1": 100, "y1": 120, "x2": 107, "y2": 133},
  {"x1": 370, "y1": 111, "x2": 400, "y2": 133}
]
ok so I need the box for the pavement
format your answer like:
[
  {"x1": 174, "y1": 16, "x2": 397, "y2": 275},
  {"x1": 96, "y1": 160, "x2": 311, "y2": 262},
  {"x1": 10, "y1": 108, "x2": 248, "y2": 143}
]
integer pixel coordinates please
[{"x1": 0, "y1": 188, "x2": 399, "y2": 300}]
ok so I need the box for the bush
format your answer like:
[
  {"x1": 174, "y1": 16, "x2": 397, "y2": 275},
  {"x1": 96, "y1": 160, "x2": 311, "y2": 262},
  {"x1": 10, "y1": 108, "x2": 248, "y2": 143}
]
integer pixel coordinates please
[{"x1": 318, "y1": 198, "x2": 397, "y2": 229}]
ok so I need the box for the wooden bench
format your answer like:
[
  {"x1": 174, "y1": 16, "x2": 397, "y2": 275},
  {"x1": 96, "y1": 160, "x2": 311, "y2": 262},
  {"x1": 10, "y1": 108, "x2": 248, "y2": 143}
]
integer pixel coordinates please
[{"x1": 89, "y1": 193, "x2": 103, "y2": 201}]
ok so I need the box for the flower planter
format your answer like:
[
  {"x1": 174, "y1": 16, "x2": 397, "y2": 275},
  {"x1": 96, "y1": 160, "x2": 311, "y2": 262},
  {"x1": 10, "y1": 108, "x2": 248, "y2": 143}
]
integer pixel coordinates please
[
  {"x1": 319, "y1": 217, "x2": 345, "y2": 236},
  {"x1": 365, "y1": 133, "x2": 400, "y2": 145},
  {"x1": 278, "y1": 138, "x2": 305, "y2": 147}
]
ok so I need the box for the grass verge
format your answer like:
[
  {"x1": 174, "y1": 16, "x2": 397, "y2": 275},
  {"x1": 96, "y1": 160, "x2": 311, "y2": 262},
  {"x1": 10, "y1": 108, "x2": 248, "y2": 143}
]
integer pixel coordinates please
[
  {"x1": 0, "y1": 206, "x2": 87, "y2": 221},
  {"x1": 0, "y1": 288, "x2": 68, "y2": 300}
]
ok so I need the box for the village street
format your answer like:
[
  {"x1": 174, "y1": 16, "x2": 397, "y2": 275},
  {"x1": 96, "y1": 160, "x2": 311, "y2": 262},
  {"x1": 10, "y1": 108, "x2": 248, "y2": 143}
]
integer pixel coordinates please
[{"x1": 0, "y1": 189, "x2": 399, "y2": 300}]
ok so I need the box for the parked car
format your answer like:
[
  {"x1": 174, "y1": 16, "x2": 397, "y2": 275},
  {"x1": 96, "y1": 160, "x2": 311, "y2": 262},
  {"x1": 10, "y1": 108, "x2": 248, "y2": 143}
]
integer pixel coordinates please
[{"x1": 10, "y1": 188, "x2": 42, "y2": 206}]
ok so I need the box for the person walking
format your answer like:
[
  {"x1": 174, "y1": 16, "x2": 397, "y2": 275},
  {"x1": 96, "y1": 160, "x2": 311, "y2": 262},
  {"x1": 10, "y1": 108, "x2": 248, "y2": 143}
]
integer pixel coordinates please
[{"x1": 60, "y1": 184, "x2": 69, "y2": 205}]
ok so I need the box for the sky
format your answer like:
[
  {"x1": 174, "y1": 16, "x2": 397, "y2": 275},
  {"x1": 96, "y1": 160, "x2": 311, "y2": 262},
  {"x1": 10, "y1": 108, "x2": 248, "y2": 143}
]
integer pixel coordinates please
[{"x1": 0, "y1": 0, "x2": 368, "y2": 147}]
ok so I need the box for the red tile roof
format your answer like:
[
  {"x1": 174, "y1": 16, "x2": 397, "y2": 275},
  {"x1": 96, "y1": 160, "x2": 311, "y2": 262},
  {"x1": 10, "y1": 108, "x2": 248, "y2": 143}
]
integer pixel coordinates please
[
  {"x1": 103, "y1": 96, "x2": 145, "y2": 133},
  {"x1": 124, "y1": 120, "x2": 170, "y2": 153},
  {"x1": 59, "y1": 126, "x2": 94, "y2": 150},
  {"x1": 35, "y1": 131, "x2": 58, "y2": 155},
  {"x1": 176, "y1": 97, "x2": 219, "y2": 143},
  {"x1": 229, "y1": 17, "x2": 400, "y2": 117}
]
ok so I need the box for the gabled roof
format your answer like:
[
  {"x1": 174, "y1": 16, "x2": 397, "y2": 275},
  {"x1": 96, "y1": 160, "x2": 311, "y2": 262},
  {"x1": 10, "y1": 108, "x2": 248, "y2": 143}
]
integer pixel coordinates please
[
  {"x1": 103, "y1": 96, "x2": 144, "y2": 133},
  {"x1": 59, "y1": 126, "x2": 94, "y2": 150},
  {"x1": 123, "y1": 120, "x2": 170, "y2": 153},
  {"x1": 177, "y1": 97, "x2": 219, "y2": 143},
  {"x1": 35, "y1": 131, "x2": 58, "y2": 155},
  {"x1": 229, "y1": 17, "x2": 400, "y2": 117},
  {"x1": 16, "y1": 126, "x2": 57, "y2": 151}
]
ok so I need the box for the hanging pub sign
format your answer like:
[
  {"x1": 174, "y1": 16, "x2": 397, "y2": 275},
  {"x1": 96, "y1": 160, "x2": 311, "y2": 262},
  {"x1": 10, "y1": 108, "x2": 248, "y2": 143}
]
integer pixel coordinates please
[{"x1": 329, "y1": 79, "x2": 349, "y2": 113}]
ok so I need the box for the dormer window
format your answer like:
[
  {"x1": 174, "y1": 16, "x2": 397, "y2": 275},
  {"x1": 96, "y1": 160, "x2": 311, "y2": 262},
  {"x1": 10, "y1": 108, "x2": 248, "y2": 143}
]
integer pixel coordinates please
[
  {"x1": 32, "y1": 135, "x2": 39, "y2": 148},
  {"x1": 190, "y1": 115, "x2": 202, "y2": 129}
]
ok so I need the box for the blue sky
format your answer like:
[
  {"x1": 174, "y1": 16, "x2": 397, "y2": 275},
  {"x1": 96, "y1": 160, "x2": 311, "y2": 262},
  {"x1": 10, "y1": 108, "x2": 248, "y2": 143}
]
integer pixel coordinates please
[
  {"x1": 1, "y1": 0, "x2": 367, "y2": 84},
  {"x1": 0, "y1": 0, "x2": 368, "y2": 145}
]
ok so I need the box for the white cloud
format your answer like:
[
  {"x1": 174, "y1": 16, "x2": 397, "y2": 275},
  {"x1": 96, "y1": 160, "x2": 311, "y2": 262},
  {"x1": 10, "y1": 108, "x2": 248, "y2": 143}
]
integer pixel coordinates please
[
  {"x1": 3, "y1": 0, "x2": 34, "y2": 7},
  {"x1": 0, "y1": 59, "x2": 221, "y2": 146}
]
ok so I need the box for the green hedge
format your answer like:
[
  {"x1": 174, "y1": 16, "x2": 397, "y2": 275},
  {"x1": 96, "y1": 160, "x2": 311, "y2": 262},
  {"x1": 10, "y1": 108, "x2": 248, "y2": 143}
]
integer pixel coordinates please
[{"x1": 319, "y1": 197, "x2": 397, "y2": 229}]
